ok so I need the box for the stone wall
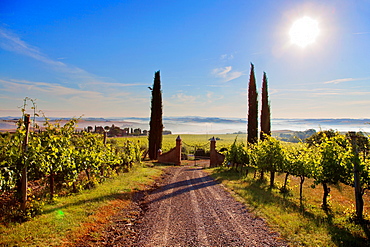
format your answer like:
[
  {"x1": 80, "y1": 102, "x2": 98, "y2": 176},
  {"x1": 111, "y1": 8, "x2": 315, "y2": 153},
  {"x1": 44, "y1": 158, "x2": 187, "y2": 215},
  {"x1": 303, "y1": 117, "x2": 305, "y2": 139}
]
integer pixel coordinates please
[
  {"x1": 157, "y1": 136, "x2": 181, "y2": 165},
  {"x1": 210, "y1": 137, "x2": 225, "y2": 167}
]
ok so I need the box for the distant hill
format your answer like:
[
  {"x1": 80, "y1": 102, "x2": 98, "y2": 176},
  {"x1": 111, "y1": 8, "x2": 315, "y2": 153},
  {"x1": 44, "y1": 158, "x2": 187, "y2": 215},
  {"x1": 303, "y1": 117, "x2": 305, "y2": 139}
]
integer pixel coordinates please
[{"x1": 1, "y1": 116, "x2": 370, "y2": 135}]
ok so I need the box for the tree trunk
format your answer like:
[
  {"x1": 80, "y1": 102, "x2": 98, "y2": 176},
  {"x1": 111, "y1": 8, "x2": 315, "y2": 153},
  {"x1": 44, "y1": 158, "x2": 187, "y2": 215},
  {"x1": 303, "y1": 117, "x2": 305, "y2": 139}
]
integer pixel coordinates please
[
  {"x1": 270, "y1": 171, "x2": 275, "y2": 188},
  {"x1": 21, "y1": 114, "x2": 30, "y2": 211},
  {"x1": 260, "y1": 170, "x2": 265, "y2": 181},
  {"x1": 72, "y1": 181, "x2": 77, "y2": 193},
  {"x1": 50, "y1": 172, "x2": 55, "y2": 200},
  {"x1": 283, "y1": 173, "x2": 289, "y2": 191},
  {"x1": 85, "y1": 169, "x2": 90, "y2": 180},
  {"x1": 322, "y1": 182, "x2": 330, "y2": 210},
  {"x1": 85, "y1": 169, "x2": 91, "y2": 189},
  {"x1": 356, "y1": 190, "x2": 364, "y2": 220},
  {"x1": 299, "y1": 175, "x2": 305, "y2": 201}
]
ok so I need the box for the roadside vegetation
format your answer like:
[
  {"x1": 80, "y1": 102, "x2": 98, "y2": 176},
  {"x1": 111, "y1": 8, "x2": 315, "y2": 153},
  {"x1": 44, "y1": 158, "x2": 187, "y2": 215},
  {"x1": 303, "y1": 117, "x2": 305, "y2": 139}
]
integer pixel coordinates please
[
  {"x1": 0, "y1": 163, "x2": 165, "y2": 246},
  {"x1": 207, "y1": 130, "x2": 370, "y2": 246},
  {"x1": 2, "y1": 120, "x2": 369, "y2": 246},
  {"x1": 208, "y1": 166, "x2": 369, "y2": 246}
]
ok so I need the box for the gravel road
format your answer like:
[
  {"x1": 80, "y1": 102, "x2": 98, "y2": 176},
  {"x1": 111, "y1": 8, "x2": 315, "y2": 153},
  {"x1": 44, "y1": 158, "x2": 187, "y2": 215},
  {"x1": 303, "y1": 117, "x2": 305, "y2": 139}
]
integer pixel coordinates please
[{"x1": 132, "y1": 165, "x2": 288, "y2": 246}]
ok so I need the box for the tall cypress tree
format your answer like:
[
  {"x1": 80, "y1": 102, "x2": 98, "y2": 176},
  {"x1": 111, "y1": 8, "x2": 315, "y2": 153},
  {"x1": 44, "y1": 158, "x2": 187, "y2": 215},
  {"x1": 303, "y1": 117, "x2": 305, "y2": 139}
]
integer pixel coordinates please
[
  {"x1": 260, "y1": 72, "x2": 273, "y2": 185},
  {"x1": 149, "y1": 70, "x2": 163, "y2": 160},
  {"x1": 260, "y1": 72, "x2": 271, "y2": 141},
  {"x1": 247, "y1": 63, "x2": 258, "y2": 144}
]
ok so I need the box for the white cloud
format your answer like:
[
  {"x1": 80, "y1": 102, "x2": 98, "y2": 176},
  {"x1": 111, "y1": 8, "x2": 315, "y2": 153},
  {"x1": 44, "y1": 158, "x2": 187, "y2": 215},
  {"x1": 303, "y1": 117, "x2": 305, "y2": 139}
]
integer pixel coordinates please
[
  {"x1": 85, "y1": 81, "x2": 148, "y2": 88},
  {"x1": 206, "y1": 91, "x2": 224, "y2": 102},
  {"x1": 220, "y1": 54, "x2": 234, "y2": 60},
  {"x1": 213, "y1": 66, "x2": 232, "y2": 76},
  {"x1": 0, "y1": 27, "x2": 109, "y2": 87},
  {"x1": 0, "y1": 78, "x2": 151, "y2": 117},
  {"x1": 171, "y1": 93, "x2": 198, "y2": 103},
  {"x1": 322, "y1": 77, "x2": 368, "y2": 84},
  {"x1": 0, "y1": 79, "x2": 102, "y2": 98},
  {"x1": 0, "y1": 27, "x2": 66, "y2": 67},
  {"x1": 212, "y1": 66, "x2": 243, "y2": 82}
]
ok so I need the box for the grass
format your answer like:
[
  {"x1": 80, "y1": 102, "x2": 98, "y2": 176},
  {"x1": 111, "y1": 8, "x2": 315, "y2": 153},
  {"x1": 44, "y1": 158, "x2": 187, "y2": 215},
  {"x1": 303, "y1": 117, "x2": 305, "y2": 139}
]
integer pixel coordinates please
[
  {"x1": 0, "y1": 163, "x2": 165, "y2": 246},
  {"x1": 207, "y1": 167, "x2": 370, "y2": 247},
  {"x1": 115, "y1": 133, "x2": 245, "y2": 152}
]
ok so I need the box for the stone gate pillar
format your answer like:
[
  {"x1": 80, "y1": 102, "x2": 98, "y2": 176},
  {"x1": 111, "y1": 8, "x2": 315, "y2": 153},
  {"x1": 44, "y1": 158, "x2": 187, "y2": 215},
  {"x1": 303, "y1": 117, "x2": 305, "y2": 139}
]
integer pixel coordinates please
[
  {"x1": 210, "y1": 136, "x2": 225, "y2": 167},
  {"x1": 175, "y1": 135, "x2": 182, "y2": 166},
  {"x1": 210, "y1": 136, "x2": 217, "y2": 167}
]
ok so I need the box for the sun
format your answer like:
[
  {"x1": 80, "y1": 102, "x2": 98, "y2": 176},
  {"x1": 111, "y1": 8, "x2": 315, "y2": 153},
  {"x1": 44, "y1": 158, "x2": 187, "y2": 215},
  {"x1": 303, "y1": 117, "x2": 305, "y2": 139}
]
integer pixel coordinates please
[{"x1": 289, "y1": 16, "x2": 320, "y2": 48}]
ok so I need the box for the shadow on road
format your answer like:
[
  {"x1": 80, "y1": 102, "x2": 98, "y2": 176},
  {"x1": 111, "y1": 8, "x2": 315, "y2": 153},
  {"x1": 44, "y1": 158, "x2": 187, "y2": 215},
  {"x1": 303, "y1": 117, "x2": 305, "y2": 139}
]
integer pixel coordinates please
[{"x1": 146, "y1": 167, "x2": 218, "y2": 205}]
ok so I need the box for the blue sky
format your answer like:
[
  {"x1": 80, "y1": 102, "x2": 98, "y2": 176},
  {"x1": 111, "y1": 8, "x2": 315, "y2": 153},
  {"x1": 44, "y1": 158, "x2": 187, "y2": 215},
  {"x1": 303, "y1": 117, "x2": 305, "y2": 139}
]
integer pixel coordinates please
[{"x1": 1, "y1": 0, "x2": 370, "y2": 119}]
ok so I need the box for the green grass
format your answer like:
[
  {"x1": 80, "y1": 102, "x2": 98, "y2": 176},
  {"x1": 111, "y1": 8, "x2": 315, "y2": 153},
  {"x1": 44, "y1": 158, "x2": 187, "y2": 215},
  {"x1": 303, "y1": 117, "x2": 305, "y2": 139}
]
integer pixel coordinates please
[
  {"x1": 0, "y1": 163, "x2": 165, "y2": 246},
  {"x1": 207, "y1": 167, "x2": 370, "y2": 247},
  {"x1": 115, "y1": 133, "x2": 245, "y2": 153}
]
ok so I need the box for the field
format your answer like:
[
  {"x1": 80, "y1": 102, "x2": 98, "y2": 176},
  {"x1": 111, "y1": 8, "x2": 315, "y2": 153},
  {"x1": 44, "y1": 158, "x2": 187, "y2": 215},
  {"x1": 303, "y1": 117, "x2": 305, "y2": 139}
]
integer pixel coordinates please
[{"x1": 115, "y1": 133, "x2": 247, "y2": 153}]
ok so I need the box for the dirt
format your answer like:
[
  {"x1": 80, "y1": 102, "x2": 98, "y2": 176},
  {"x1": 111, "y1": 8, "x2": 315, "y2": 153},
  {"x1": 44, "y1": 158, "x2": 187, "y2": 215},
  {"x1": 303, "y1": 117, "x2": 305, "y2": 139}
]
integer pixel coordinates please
[{"x1": 90, "y1": 164, "x2": 288, "y2": 246}]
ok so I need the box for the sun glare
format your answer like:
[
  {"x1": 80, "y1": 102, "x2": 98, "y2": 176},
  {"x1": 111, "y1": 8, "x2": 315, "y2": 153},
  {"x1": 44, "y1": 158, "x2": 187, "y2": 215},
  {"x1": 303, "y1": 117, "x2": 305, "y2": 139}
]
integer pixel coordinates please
[{"x1": 289, "y1": 16, "x2": 320, "y2": 48}]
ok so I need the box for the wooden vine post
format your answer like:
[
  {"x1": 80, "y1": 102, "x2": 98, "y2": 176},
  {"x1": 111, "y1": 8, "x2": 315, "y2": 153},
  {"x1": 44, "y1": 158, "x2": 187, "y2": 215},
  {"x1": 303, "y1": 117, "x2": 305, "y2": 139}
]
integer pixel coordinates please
[
  {"x1": 349, "y1": 131, "x2": 363, "y2": 220},
  {"x1": 21, "y1": 114, "x2": 31, "y2": 211}
]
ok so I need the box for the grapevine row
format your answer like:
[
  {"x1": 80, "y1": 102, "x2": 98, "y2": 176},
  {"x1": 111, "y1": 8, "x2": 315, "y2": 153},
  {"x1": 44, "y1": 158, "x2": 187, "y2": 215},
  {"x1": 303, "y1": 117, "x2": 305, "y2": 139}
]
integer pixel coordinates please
[
  {"x1": 224, "y1": 132, "x2": 370, "y2": 216},
  {"x1": 0, "y1": 117, "x2": 143, "y2": 201}
]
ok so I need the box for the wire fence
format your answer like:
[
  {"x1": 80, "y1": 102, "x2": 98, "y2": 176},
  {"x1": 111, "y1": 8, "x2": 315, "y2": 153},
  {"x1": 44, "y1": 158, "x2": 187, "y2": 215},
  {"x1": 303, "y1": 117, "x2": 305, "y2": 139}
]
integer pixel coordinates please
[{"x1": 181, "y1": 140, "x2": 211, "y2": 160}]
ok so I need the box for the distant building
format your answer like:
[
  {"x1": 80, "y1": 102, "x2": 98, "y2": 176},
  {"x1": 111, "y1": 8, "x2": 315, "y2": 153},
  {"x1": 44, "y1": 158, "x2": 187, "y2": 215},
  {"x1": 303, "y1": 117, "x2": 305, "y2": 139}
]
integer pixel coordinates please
[
  {"x1": 91, "y1": 125, "x2": 154, "y2": 137},
  {"x1": 94, "y1": 126, "x2": 104, "y2": 134}
]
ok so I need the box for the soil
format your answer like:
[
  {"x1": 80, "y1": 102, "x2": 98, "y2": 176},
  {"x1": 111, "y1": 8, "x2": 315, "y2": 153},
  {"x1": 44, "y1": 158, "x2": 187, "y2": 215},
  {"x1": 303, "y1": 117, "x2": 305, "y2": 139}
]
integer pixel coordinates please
[{"x1": 95, "y1": 164, "x2": 288, "y2": 246}]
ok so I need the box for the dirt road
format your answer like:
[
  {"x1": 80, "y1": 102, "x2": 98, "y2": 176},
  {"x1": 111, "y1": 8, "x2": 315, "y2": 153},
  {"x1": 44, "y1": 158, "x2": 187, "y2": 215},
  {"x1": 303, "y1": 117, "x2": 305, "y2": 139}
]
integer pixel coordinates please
[{"x1": 133, "y1": 165, "x2": 287, "y2": 246}]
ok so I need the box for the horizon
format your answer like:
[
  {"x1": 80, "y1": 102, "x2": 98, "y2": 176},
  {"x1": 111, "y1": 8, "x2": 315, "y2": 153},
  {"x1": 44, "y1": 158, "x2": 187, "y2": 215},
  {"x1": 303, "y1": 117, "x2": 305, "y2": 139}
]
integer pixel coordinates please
[
  {"x1": 3, "y1": 114, "x2": 370, "y2": 120},
  {"x1": 1, "y1": 1, "x2": 370, "y2": 119},
  {"x1": 1, "y1": 116, "x2": 370, "y2": 135}
]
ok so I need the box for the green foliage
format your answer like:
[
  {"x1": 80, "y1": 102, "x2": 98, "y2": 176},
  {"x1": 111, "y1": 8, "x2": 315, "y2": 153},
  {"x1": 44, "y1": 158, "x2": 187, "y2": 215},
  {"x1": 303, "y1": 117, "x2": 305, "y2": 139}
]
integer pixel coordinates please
[
  {"x1": 0, "y1": 164, "x2": 165, "y2": 246},
  {"x1": 148, "y1": 70, "x2": 163, "y2": 159},
  {"x1": 219, "y1": 131, "x2": 370, "y2": 216},
  {"x1": 1, "y1": 114, "x2": 144, "y2": 216},
  {"x1": 312, "y1": 134, "x2": 353, "y2": 185},
  {"x1": 247, "y1": 63, "x2": 258, "y2": 144},
  {"x1": 260, "y1": 72, "x2": 271, "y2": 140},
  {"x1": 305, "y1": 129, "x2": 337, "y2": 146},
  {"x1": 209, "y1": 167, "x2": 369, "y2": 246},
  {"x1": 285, "y1": 142, "x2": 317, "y2": 178},
  {"x1": 251, "y1": 135, "x2": 286, "y2": 174},
  {"x1": 225, "y1": 138, "x2": 249, "y2": 168},
  {"x1": 275, "y1": 129, "x2": 316, "y2": 143}
]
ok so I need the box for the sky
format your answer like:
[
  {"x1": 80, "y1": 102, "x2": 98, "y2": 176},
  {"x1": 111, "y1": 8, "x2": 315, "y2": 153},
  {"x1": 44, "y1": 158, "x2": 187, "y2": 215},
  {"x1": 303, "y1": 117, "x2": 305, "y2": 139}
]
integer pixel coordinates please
[{"x1": 1, "y1": 0, "x2": 370, "y2": 119}]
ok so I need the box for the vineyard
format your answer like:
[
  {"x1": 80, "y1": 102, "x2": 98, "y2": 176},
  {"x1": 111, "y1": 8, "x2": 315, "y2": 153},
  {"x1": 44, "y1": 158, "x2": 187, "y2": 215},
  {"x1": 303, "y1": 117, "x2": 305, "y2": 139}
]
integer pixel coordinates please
[
  {"x1": 0, "y1": 115, "x2": 144, "y2": 221},
  {"x1": 223, "y1": 132, "x2": 370, "y2": 219},
  {"x1": 1, "y1": 113, "x2": 370, "y2": 245},
  {"x1": 109, "y1": 130, "x2": 370, "y2": 220}
]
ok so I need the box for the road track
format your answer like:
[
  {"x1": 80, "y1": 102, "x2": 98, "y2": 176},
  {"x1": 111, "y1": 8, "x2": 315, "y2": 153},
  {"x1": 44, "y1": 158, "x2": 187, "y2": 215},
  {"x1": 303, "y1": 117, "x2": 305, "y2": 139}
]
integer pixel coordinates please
[{"x1": 135, "y1": 165, "x2": 287, "y2": 246}]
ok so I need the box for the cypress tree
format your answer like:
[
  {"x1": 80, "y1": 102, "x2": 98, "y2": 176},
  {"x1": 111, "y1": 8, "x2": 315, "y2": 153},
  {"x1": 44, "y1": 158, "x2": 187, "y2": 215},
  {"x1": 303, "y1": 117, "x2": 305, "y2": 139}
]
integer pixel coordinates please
[
  {"x1": 148, "y1": 70, "x2": 163, "y2": 160},
  {"x1": 260, "y1": 72, "x2": 271, "y2": 141},
  {"x1": 247, "y1": 63, "x2": 258, "y2": 144}
]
